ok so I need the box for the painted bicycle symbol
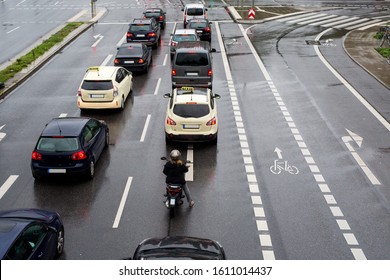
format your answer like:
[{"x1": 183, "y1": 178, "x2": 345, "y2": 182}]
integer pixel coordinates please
[{"x1": 270, "y1": 159, "x2": 299, "y2": 175}]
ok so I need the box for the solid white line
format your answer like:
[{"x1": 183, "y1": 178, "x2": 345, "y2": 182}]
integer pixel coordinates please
[
  {"x1": 6, "y1": 26, "x2": 20, "y2": 34},
  {"x1": 315, "y1": 29, "x2": 390, "y2": 131},
  {"x1": 140, "y1": 114, "x2": 151, "y2": 142},
  {"x1": 101, "y1": 54, "x2": 113, "y2": 66},
  {"x1": 116, "y1": 34, "x2": 126, "y2": 48},
  {"x1": 112, "y1": 177, "x2": 132, "y2": 228},
  {"x1": 0, "y1": 175, "x2": 19, "y2": 199},
  {"x1": 153, "y1": 78, "x2": 161, "y2": 95},
  {"x1": 186, "y1": 144, "x2": 194, "y2": 181}
]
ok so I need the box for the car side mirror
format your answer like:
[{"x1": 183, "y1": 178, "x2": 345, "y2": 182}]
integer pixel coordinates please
[
  {"x1": 210, "y1": 48, "x2": 216, "y2": 53},
  {"x1": 181, "y1": 8, "x2": 184, "y2": 11},
  {"x1": 213, "y1": 94, "x2": 221, "y2": 99},
  {"x1": 163, "y1": 93, "x2": 171, "y2": 98}
]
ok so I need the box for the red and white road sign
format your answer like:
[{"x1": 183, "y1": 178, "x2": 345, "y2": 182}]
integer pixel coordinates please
[{"x1": 248, "y1": 8, "x2": 255, "y2": 20}]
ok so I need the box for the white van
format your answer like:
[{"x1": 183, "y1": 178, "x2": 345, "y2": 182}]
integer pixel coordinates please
[{"x1": 182, "y1": 3, "x2": 207, "y2": 28}]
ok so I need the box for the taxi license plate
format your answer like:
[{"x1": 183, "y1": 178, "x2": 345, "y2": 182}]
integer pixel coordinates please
[
  {"x1": 183, "y1": 124, "x2": 200, "y2": 129},
  {"x1": 90, "y1": 94, "x2": 104, "y2": 98},
  {"x1": 48, "y1": 169, "x2": 66, "y2": 174}
]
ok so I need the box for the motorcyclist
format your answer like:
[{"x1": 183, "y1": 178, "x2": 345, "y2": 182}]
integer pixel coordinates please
[{"x1": 163, "y1": 149, "x2": 195, "y2": 208}]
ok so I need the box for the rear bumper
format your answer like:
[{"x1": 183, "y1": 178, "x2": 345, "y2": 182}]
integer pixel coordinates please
[
  {"x1": 31, "y1": 161, "x2": 89, "y2": 177},
  {"x1": 165, "y1": 132, "x2": 217, "y2": 143},
  {"x1": 77, "y1": 97, "x2": 122, "y2": 109},
  {"x1": 171, "y1": 77, "x2": 212, "y2": 88}
]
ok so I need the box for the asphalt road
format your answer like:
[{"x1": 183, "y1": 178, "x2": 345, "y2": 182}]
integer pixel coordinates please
[{"x1": 0, "y1": 0, "x2": 389, "y2": 260}]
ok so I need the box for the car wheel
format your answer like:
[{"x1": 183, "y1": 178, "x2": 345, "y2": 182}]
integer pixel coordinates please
[
  {"x1": 211, "y1": 134, "x2": 218, "y2": 145},
  {"x1": 120, "y1": 97, "x2": 125, "y2": 110},
  {"x1": 55, "y1": 227, "x2": 65, "y2": 258},
  {"x1": 86, "y1": 159, "x2": 95, "y2": 179},
  {"x1": 105, "y1": 130, "x2": 109, "y2": 148}
]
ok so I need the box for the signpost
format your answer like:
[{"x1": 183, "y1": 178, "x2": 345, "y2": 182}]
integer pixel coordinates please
[{"x1": 248, "y1": 8, "x2": 255, "y2": 20}]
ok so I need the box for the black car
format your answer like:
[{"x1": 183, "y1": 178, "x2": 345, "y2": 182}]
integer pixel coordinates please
[
  {"x1": 126, "y1": 18, "x2": 161, "y2": 49},
  {"x1": 187, "y1": 19, "x2": 212, "y2": 42},
  {"x1": 132, "y1": 236, "x2": 226, "y2": 259},
  {"x1": 0, "y1": 208, "x2": 64, "y2": 260},
  {"x1": 142, "y1": 8, "x2": 166, "y2": 30},
  {"x1": 114, "y1": 43, "x2": 152, "y2": 73},
  {"x1": 31, "y1": 117, "x2": 109, "y2": 180}
]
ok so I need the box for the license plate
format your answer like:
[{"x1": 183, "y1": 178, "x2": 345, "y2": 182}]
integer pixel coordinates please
[
  {"x1": 90, "y1": 94, "x2": 104, "y2": 98},
  {"x1": 48, "y1": 169, "x2": 66, "y2": 174},
  {"x1": 170, "y1": 198, "x2": 175, "y2": 206},
  {"x1": 183, "y1": 124, "x2": 200, "y2": 129},
  {"x1": 197, "y1": 30, "x2": 203, "y2": 33},
  {"x1": 186, "y1": 72, "x2": 198, "y2": 76},
  {"x1": 136, "y1": 34, "x2": 145, "y2": 37},
  {"x1": 124, "y1": 61, "x2": 134, "y2": 64}
]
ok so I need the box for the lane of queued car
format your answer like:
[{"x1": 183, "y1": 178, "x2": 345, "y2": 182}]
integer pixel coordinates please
[
  {"x1": 187, "y1": 19, "x2": 212, "y2": 42},
  {"x1": 126, "y1": 18, "x2": 161, "y2": 49},
  {"x1": 114, "y1": 43, "x2": 152, "y2": 74},
  {"x1": 0, "y1": 209, "x2": 64, "y2": 260},
  {"x1": 169, "y1": 28, "x2": 200, "y2": 59},
  {"x1": 142, "y1": 8, "x2": 166, "y2": 30},
  {"x1": 31, "y1": 117, "x2": 109, "y2": 180}
]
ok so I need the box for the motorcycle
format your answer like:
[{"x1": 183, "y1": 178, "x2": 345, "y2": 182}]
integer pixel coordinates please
[{"x1": 161, "y1": 156, "x2": 189, "y2": 218}]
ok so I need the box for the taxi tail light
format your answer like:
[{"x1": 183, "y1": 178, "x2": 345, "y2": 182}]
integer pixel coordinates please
[
  {"x1": 77, "y1": 89, "x2": 82, "y2": 96},
  {"x1": 166, "y1": 116, "x2": 177, "y2": 125},
  {"x1": 206, "y1": 117, "x2": 217, "y2": 126},
  {"x1": 138, "y1": 58, "x2": 145, "y2": 64},
  {"x1": 32, "y1": 151, "x2": 42, "y2": 161},
  {"x1": 208, "y1": 69, "x2": 212, "y2": 76},
  {"x1": 71, "y1": 150, "x2": 87, "y2": 161},
  {"x1": 172, "y1": 69, "x2": 177, "y2": 76},
  {"x1": 113, "y1": 86, "x2": 119, "y2": 97}
]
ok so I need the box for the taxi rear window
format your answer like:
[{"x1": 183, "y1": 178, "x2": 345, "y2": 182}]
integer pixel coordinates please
[
  {"x1": 173, "y1": 104, "x2": 209, "y2": 118},
  {"x1": 81, "y1": 80, "x2": 113, "y2": 90}
]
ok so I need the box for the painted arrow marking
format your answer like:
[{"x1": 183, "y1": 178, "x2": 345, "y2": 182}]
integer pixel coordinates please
[
  {"x1": 91, "y1": 34, "x2": 104, "y2": 48},
  {"x1": 0, "y1": 125, "x2": 6, "y2": 142},
  {"x1": 274, "y1": 147, "x2": 283, "y2": 159},
  {"x1": 342, "y1": 129, "x2": 380, "y2": 185}
]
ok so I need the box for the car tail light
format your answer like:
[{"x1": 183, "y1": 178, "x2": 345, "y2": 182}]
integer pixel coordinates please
[
  {"x1": 159, "y1": 16, "x2": 163, "y2": 21},
  {"x1": 166, "y1": 116, "x2": 176, "y2": 125},
  {"x1": 71, "y1": 150, "x2": 87, "y2": 160},
  {"x1": 127, "y1": 32, "x2": 134, "y2": 38},
  {"x1": 113, "y1": 86, "x2": 118, "y2": 97},
  {"x1": 138, "y1": 58, "x2": 144, "y2": 63},
  {"x1": 32, "y1": 151, "x2": 42, "y2": 161},
  {"x1": 171, "y1": 41, "x2": 177, "y2": 46},
  {"x1": 206, "y1": 117, "x2": 217, "y2": 126},
  {"x1": 205, "y1": 27, "x2": 210, "y2": 32},
  {"x1": 114, "y1": 59, "x2": 120, "y2": 64},
  {"x1": 172, "y1": 69, "x2": 176, "y2": 76},
  {"x1": 148, "y1": 32, "x2": 157, "y2": 37},
  {"x1": 77, "y1": 89, "x2": 81, "y2": 96},
  {"x1": 208, "y1": 69, "x2": 212, "y2": 76}
]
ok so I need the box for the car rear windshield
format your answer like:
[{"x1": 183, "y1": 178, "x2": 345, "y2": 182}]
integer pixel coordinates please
[
  {"x1": 175, "y1": 53, "x2": 209, "y2": 66},
  {"x1": 37, "y1": 137, "x2": 79, "y2": 152},
  {"x1": 81, "y1": 80, "x2": 113, "y2": 90},
  {"x1": 173, "y1": 104, "x2": 210, "y2": 118},
  {"x1": 130, "y1": 24, "x2": 151, "y2": 31},
  {"x1": 173, "y1": 35, "x2": 197, "y2": 42},
  {"x1": 117, "y1": 46, "x2": 143, "y2": 56},
  {"x1": 187, "y1": 8, "x2": 204, "y2": 16},
  {"x1": 189, "y1": 22, "x2": 207, "y2": 28},
  {"x1": 144, "y1": 12, "x2": 161, "y2": 18}
]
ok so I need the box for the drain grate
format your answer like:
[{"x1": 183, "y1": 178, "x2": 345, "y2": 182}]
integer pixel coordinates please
[{"x1": 305, "y1": 40, "x2": 321, "y2": 45}]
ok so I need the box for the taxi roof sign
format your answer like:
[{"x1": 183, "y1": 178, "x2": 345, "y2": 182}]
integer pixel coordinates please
[{"x1": 180, "y1": 86, "x2": 194, "y2": 91}]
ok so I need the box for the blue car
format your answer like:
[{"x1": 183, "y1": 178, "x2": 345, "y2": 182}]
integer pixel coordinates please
[
  {"x1": 0, "y1": 208, "x2": 64, "y2": 260},
  {"x1": 31, "y1": 117, "x2": 109, "y2": 180}
]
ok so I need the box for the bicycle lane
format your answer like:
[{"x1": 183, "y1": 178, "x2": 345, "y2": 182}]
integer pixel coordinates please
[{"x1": 217, "y1": 21, "x2": 369, "y2": 259}]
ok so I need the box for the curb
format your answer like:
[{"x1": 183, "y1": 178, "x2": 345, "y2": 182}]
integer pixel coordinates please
[{"x1": 0, "y1": 8, "x2": 107, "y2": 100}]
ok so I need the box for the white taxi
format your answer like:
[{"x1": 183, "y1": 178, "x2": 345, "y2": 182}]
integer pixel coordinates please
[
  {"x1": 163, "y1": 86, "x2": 220, "y2": 144},
  {"x1": 77, "y1": 66, "x2": 133, "y2": 110}
]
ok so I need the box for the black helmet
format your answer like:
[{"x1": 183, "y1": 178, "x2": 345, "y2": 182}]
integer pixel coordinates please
[{"x1": 169, "y1": 149, "x2": 181, "y2": 161}]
